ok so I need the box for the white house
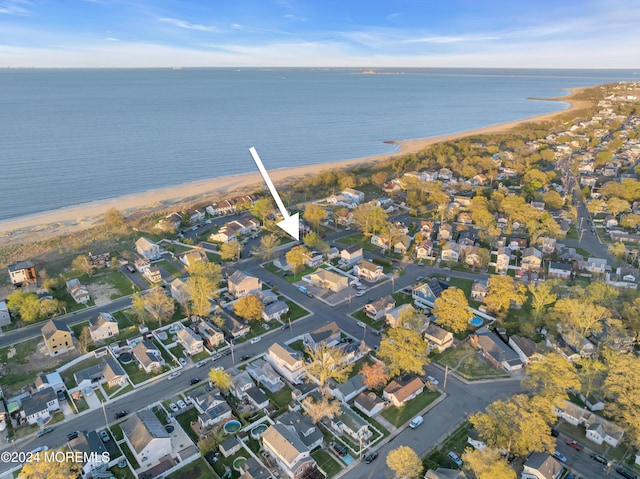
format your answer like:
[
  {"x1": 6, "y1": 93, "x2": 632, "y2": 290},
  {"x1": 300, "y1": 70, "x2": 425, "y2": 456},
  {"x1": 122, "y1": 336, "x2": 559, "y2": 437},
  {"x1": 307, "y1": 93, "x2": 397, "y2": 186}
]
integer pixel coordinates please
[
  {"x1": 353, "y1": 260, "x2": 385, "y2": 282},
  {"x1": 121, "y1": 410, "x2": 172, "y2": 466},
  {"x1": 521, "y1": 452, "x2": 562, "y2": 479},
  {"x1": 135, "y1": 237, "x2": 161, "y2": 260},
  {"x1": 262, "y1": 424, "x2": 317, "y2": 479},
  {"x1": 66, "y1": 278, "x2": 91, "y2": 304},
  {"x1": 0, "y1": 301, "x2": 11, "y2": 327},
  {"x1": 176, "y1": 327, "x2": 204, "y2": 356},
  {"x1": 555, "y1": 400, "x2": 624, "y2": 447},
  {"x1": 262, "y1": 301, "x2": 290, "y2": 321},
  {"x1": 20, "y1": 387, "x2": 60, "y2": 425},
  {"x1": 267, "y1": 343, "x2": 306, "y2": 384},
  {"x1": 383, "y1": 374, "x2": 424, "y2": 407},
  {"x1": 89, "y1": 312, "x2": 119, "y2": 342}
]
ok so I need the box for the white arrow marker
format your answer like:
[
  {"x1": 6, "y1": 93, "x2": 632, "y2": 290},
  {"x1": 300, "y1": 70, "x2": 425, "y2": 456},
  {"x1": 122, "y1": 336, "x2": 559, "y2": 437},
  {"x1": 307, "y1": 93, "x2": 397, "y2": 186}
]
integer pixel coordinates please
[{"x1": 249, "y1": 147, "x2": 300, "y2": 241}]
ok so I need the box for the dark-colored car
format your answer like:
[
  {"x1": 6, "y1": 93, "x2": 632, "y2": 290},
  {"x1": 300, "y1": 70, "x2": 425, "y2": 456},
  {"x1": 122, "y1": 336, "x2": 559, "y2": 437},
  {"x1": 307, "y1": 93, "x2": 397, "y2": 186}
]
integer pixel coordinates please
[
  {"x1": 616, "y1": 467, "x2": 638, "y2": 479},
  {"x1": 37, "y1": 427, "x2": 55, "y2": 437},
  {"x1": 240, "y1": 354, "x2": 251, "y2": 361},
  {"x1": 190, "y1": 377, "x2": 202, "y2": 385},
  {"x1": 591, "y1": 454, "x2": 607, "y2": 465},
  {"x1": 114, "y1": 410, "x2": 128, "y2": 419},
  {"x1": 67, "y1": 431, "x2": 80, "y2": 441},
  {"x1": 281, "y1": 324, "x2": 290, "y2": 330},
  {"x1": 333, "y1": 444, "x2": 347, "y2": 457},
  {"x1": 565, "y1": 439, "x2": 584, "y2": 451},
  {"x1": 281, "y1": 271, "x2": 292, "y2": 277},
  {"x1": 364, "y1": 452, "x2": 378, "y2": 464},
  {"x1": 550, "y1": 428, "x2": 559, "y2": 437}
]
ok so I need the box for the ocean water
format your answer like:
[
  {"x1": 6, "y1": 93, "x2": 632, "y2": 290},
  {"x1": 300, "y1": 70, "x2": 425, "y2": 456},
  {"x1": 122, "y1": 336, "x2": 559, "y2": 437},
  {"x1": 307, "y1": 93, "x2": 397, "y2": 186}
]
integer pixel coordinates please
[{"x1": 0, "y1": 68, "x2": 637, "y2": 222}]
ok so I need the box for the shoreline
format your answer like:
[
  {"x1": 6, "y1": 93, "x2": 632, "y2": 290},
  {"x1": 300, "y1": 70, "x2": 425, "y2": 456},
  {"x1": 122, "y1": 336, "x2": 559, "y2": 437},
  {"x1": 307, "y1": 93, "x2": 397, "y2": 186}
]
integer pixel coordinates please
[{"x1": 0, "y1": 86, "x2": 592, "y2": 245}]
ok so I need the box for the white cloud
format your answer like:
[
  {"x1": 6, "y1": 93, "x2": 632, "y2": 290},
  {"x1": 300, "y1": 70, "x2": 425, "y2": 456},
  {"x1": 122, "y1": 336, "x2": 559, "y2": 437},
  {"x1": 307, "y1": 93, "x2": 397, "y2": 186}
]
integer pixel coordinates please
[
  {"x1": 159, "y1": 17, "x2": 218, "y2": 33},
  {"x1": 105, "y1": 37, "x2": 119, "y2": 41},
  {"x1": 0, "y1": 0, "x2": 30, "y2": 15},
  {"x1": 283, "y1": 14, "x2": 306, "y2": 22}
]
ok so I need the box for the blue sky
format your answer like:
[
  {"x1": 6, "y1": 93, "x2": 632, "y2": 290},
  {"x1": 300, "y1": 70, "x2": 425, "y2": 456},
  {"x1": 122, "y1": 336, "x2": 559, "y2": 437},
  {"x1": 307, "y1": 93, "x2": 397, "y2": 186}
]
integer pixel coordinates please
[{"x1": 0, "y1": 0, "x2": 638, "y2": 67}]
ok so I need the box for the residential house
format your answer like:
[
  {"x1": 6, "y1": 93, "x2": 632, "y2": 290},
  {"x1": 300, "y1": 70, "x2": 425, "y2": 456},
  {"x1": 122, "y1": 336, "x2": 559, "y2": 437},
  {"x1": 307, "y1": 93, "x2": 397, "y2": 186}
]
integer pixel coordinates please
[
  {"x1": 34, "y1": 372, "x2": 64, "y2": 393},
  {"x1": 458, "y1": 211, "x2": 473, "y2": 224},
  {"x1": 508, "y1": 235, "x2": 528, "y2": 250},
  {"x1": 262, "y1": 301, "x2": 290, "y2": 321},
  {"x1": 353, "y1": 392, "x2": 385, "y2": 417},
  {"x1": 385, "y1": 304, "x2": 415, "y2": 328},
  {"x1": 89, "y1": 312, "x2": 119, "y2": 342},
  {"x1": 521, "y1": 247, "x2": 543, "y2": 271},
  {"x1": 521, "y1": 452, "x2": 562, "y2": 479},
  {"x1": 277, "y1": 411, "x2": 324, "y2": 451},
  {"x1": 121, "y1": 410, "x2": 172, "y2": 466},
  {"x1": 383, "y1": 374, "x2": 425, "y2": 407},
  {"x1": 223, "y1": 313, "x2": 251, "y2": 338},
  {"x1": 423, "y1": 323, "x2": 454, "y2": 353},
  {"x1": 340, "y1": 245, "x2": 363, "y2": 267},
  {"x1": 364, "y1": 296, "x2": 395, "y2": 320},
  {"x1": 135, "y1": 237, "x2": 161, "y2": 260},
  {"x1": 370, "y1": 234, "x2": 386, "y2": 249},
  {"x1": 186, "y1": 208, "x2": 205, "y2": 224},
  {"x1": 463, "y1": 247, "x2": 483, "y2": 269},
  {"x1": 469, "y1": 327, "x2": 523, "y2": 371},
  {"x1": 68, "y1": 431, "x2": 110, "y2": 479},
  {"x1": 338, "y1": 340, "x2": 369, "y2": 364},
  {"x1": 262, "y1": 424, "x2": 317, "y2": 479},
  {"x1": 342, "y1": 188, "x2": 365, "y2": 204},
  {"x1": 328, "y1": 374, "x2": 367, "y2": 403},
  {"x1": 176, "y1": 327, "x2": 204, "y2": 356},
  {"x1": 306, "y1": 269, "x2": 348, "y2": 292},
  {"x1": 228, "y1": 270, "x2": 261, "y2": 298},
  {"x1": 412, "y1": 278, "x2": 444, "y2": 310},
  {"x1": 555, "y1": 400, "x2": 624, "y2": 447},
  {"x1": 424, "y1": 468, "x2": 466, "y2": 479},
  {"x1": 441, "y1": 242, "x2": 461, "y2": 262},
  {"x1": 273, "y1": 255, "x2": 291, "y2": 271},
  {"x1": 41, "y1": 319, "x2": 74, "y2": 356},
  {"x1": 164, "y1": 212, "x2": 183, "y2": 229},
  {"x1": 0, "y1": 301, "x2": 11, "y2": 327},
  {"x1": 66, "y1": 278, "x2": 91, "y2": 304},
  {"x1": 230, "y1": 368, "x2": 255, "y2": 400},
  {"x1": 584, "y1": 257, "x2": 608, "y2": 275},
  {"x1": 471, "y1": 281, "x2": 488, "y2": 302},
  {"x1": 74, "y1": 358, "x2": 127, "y2": 389},
  {"x1": 178, "y1": 248, "x2": 209, "y2": 269},
  {"x1": 246, "y1": 358, "x2": 284, "y2": 392},
  {"x1": 187, "y1": 385, "x2": 233, "y2": 430},
  {"x1": 231, "y1": 217, "x2": 261, "y2": 235},
  {"x1": 20, "y1": 387, "x2": 59, "y2": 425},
  {"x1": 244, "y1": 386, "x2": 270, "y2": 410},
  {"x1": 87, "y1": 252, "x2": 110, "y2": 269},
  {"x1": 306, "y1": 253, "x2": 324, "y2": 268},
  {"x1": 331, "y1": 404, "x2": 371, "y2": 441},
  {"x1": 194, "y1": 319, "x2": 224, "y2": 348},
  {"x1": 206, "y1": 199, "x2": 235, "y2": 216},
  {"x1": 219, "y1": 436, "x2": 242, "y2": 458},
  {"x1": 393, "y1": 235, "x2": 412, "y2": 255},
  {"x1": 537, "y1": 237, "x2": 557, "y2": 255},
  {"x1": 437, "y1": 224, "x2": 453, "y2": 242},
  {"x1": 132, "y1": 340, "x2": 164, "y2": 373},
  {"x1": 353, "y1": 260, "x2": 385, "y2": 282},
  {"x1": 415, "y1": 240, "x2": 434, "y2": 260},
  {"x1": 589, "y1": 321, "x2": 636, "y2": 353},
  {"x1": 496, "y1": 246, "x2": 511, "y2": 274},
  {"x1": 209, "y1": 223, "x2": 240, "y2": 243},
  {"x1": 420, "y1": 220, "x2": 435, "y2": 235},
  {"x1": 266, "y1": 343, "x2": 306, "y2": 384},
  {"x1": 303, "y1": 321, "x2": 341, "y2": 348},
  {"x1": 508, "y1": 335, "x2": 541, "y2": 365},
  {"x1": 547, "y1": 262, "x2": 572, "y2": 280},
  {"x1": 251, "y1": 288, "x2": 279, "y2": 305},
  {"x1": 170, "y1": 278, "x2": 190, "y2": 306},
  {"x1": 8, "y1": 260, "x2": 37, "y2": 287},
  {"x1": 606, "y1": 266, "x2": 639, "y2": 289},
  {"x1": 237, "y1": 457, "x2": 272, "y2": 479}
]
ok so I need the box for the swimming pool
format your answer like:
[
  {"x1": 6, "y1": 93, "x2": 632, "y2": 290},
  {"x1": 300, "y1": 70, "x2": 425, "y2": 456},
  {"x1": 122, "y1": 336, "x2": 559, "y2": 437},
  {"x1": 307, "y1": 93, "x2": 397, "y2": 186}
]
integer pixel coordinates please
[
  {"x1": 469, "y1": 317, "x2": 483, "y2": 327},
  {"x1": 223, "y1": 420, "x2": 241, "y2": 434}
]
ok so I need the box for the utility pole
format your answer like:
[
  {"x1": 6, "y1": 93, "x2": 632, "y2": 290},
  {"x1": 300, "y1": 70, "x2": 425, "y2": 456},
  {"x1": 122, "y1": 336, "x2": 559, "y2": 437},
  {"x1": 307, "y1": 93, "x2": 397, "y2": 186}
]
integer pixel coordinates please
[
  {"x1": 102, "y1": 400, "x2": 109, "y2": 429},
  {"x1": 443, "y1": 365, "x2": 449, "y2": 392}
]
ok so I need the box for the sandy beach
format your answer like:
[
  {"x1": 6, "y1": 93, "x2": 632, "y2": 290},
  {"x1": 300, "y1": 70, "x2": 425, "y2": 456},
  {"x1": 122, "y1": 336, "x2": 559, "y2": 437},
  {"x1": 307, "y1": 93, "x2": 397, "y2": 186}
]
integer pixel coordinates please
[{"x1": 0, "y1": 87, "x2": 591, "y2": 246}]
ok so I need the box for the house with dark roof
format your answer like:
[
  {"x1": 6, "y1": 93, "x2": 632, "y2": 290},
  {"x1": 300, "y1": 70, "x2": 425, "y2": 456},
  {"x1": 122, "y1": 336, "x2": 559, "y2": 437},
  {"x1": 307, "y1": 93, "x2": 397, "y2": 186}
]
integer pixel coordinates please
[
  {"x1": 122, "y1": 410, "x2": 171, "y2": 466},
  {"x1": 547, "y1": 261, "x2": 572, "y2": 280},
  {"x1": 303, "y1": 321, "x2": 341, "y2": 348},
  {"x1": 328, "y1": 374, "x2": 367, "y2": 403},
  {"x1": 74, "y1": 358, "x2": 127, "y2": 389},
  {"x1": 266, "y1": 343, "x2": 305, "y2": 384},
  {"x1": 245, "y1": 386, "x2": 270, "y2": 410},
  {"x1": 277, "y1": 411, "x2": 324, "y2": 451},
  {"x1": 470, "y1": 327, "x2": 523, "y2": 371},
  {"x1": 193, "y1": 319, "x2": 224, "y2": 348},
  {"x1": 262, "y1": 301, "x2": 289, "y2": 321},
  {"x1": 230, "y1": 368, "x2": 255, "y2": 400},
  {"x1": 424, "y1": 468, "x2": 466, "y2": 479},
  {"x1": 353, "y1": 392, "x2": 385, "y2": 417},
  {"x1": 383, "y1": 374, "x2": 424, "y2": 407},
  {"x1": 415, "y1": 239, "x2": 434, "y2": 260},
  {"x1": 412, "y1": 278, "x2": 444, "y2": 309},
  {"x1": 522, "y1": 452, "x2": 562, "y2": 479},
  {"x1": 508, "y1": 335, "x2": 541, "y2": 365},
  {"x1": 331, "y1": 404, "x2": 371, "y2": 441},
  {"x1": 228, "y1": 270, "x2": 261, "y2": 298},
  {"x1": 20, "y1": 387, "x2": 59, "y2": 425},
  {"x1": 41, "y1": 319, "x2": 74, "y2": 356},
  {"x1": 238, "y1": 456, "x2": 273, "y2": 479},
  {"x1": 187, "y1": 386, "x2": 232, "y2": 430},
  {"x1": 262, "y1": 423, "x2": 317, "y2": 479},
  {"x1": 68, "y1": 430, "x2": 110, "y2": 478},
  {"x1": 89, "y1": 312, "x2": 119, "y2": 342},
  {"x1": 8, "y1": 260, "x2": 37, "y2": 287},
  {"x1": 246, "y1": 358, "x2": 284, "y2": 392},
  {"x1": 219, "y1": 436, "x2": 242, "y2": 458},
  {"x1": 339, "y1": 245, "x2": 363, "y2": 267},
  {"x1": 132, "y1": 340, "x2": 164, "y2": 373}
]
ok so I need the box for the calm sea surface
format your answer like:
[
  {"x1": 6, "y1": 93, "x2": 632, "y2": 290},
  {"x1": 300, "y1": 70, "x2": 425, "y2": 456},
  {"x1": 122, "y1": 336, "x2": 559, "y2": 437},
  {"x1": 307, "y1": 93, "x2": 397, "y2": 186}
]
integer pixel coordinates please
[{"x1": 0, "y1": 68, "x2": 638, "y2": 222}]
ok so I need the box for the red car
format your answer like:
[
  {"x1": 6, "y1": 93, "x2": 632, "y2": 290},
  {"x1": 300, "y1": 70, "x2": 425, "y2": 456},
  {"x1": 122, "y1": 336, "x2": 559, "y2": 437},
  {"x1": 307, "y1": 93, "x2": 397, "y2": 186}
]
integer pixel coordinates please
[{"x1": 565, "y1": 439, "x2": 584, "y2": 451}]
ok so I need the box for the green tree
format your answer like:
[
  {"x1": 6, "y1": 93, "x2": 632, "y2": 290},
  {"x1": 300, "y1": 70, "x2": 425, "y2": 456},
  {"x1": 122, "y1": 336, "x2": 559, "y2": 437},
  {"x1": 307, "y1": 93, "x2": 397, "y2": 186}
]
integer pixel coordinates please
[
  {"x1": 303, "y1": 203, "x2": 328, "y2": 233},
  {"x1": 303, "y1": 232, "x2": 329, "y2": 254},
  {"x1": 104, "y1": 207, "x2": 127, "y2": 233},
  {"x1": 484, "y1": 276, "x2": 526, "y2": 320},
  {"x1": 604, "y1": 353, "x2": 640, "y2": 447},
  {"x1": 130, "y1": 292, "x2": 148, "y2": 324},
  {"x1": 386, "y1": 446, "x2": 423, "y2": 479},
  {"x1": 143, "y1": 287, "x2": 175, "y2": 327},
  {"x1": 234, "y1": 294, "x2": 264, "y2": 321},
  {"x1": 371, "y1": 171, "x2": 387, "y2": 191},
  {"x1": 378, "y1": 327, "x2": 429, "y2": 377},
  {"x1": 463, "y1": 448, "x2": 516, "y2": 479},
  {"x1": 578, "y1": 358, "x2": 608, "y2": 398},
  {"x1": 522, "y1": 353, "x2": 579, "y2": 400},
  {"x1": 543, "y1": 190, "x2": 564, "y2": 210},
  {"x1": 72, "y1": 254, "x2": 93, "y2": 277},
  {"x1": 352, "y1": 204, "x2": 388, "y2": 236},
  {"x1": 305, "y1": 342, "x2": 353, "y2": 394},
  {"x1": 585, "y1": 281, "x2": 619, "y2": 307},
  {"x1": 528, "y1": 281, "x2": 557, "y2": 326},
  {"x1": 18, "y1": 457, "x2": 80, "y2": 479},
  {"x1": 286, "y1": 245, "x2": 311, "y2": 278},
  {"x1": 432, "y1": 287, "x2": 473, "y2": 334},
  {"x1": 208, "y1": 367, "x2": 232, "y2": 393},
  {"x1": 548, "y1": 298, "x2": 607, "y2": 343},
  {"x1": 606, "y1": 197, "x2": 630, "y2": 218},
  {"x1": 251, "y1": 197, "x2": 273, "y2": 224},
  {"x1": 220, "y1": 240, "x2": 242, "y2": 262},
  {"x1": 198, "y1": 429, "x2": 225, "y2": 455},
  {"x1": 186, "y1": 262, "x2": 223, "y2": 317},
  {"x1": 257, "y1": 234, "x2": 280, "y2": 261}
]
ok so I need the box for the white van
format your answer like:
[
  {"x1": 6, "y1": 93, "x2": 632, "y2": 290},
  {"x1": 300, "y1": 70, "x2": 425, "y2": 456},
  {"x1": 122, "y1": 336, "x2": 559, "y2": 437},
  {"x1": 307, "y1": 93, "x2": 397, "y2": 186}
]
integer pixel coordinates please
[{"x1": 409, "y1": 416, "x2": 424, "y2": 429}]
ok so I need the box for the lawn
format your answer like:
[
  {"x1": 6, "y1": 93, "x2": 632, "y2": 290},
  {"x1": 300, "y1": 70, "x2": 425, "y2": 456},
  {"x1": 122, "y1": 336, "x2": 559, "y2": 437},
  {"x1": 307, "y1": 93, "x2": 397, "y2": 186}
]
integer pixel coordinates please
[
  {"x1": 119, "y1": 442, "x2": 140, "y2": 470},
  {"x1": 110, "y1": 422, "x2": 124, "y2": 441},
  {"x1": 166, "y1": 458, "x2": 216, "y2": 479},
  {"x1": 391, "y1": 291, "x2": 414, "y2": 306},
  {"x1": 381, "y1": 391, "x2": 441, "y2": 427},
  {"x1": 336, "y1": 234, "x2": 380, "y2": 253},
  {"x1": 264, "y1": 386, "x2": 292, "y2": 413},
  {"x1": 351, "y1": 309, "x2": 385, "y2": 329},
  {"x1": 311, "y1": 448, "x2": 343, "y2": 478},
  {"x1": 74, "y1": 396, "x2": 90, "y2": 413},
  {"x1": 422, "y1": 421, "x2": 472, "y2": 472},
  {"x1": 348, "y1": 356, "x2": 376, "y2": 378},
  {"x1": 191, "y1": 349, "x2": 212, "y2": 362},
  {"x1": 108, "y1": 464, "x2": 136, "y2": 479},
  {"x1": 156, "y1": 259, "x2": 182, "y2": 277},
  {"x1": 121, "y1": 360, "x2": 156, "y2": 384},
  {"x1": 433, "y1": 343, "x2": 509, "y2": 381},
  {"x1": 106, "y1": 383, "x2": 133, "y2": 398},
  {"x1": 0, "y1": 336, "x2": 40, "y2": 364},
  {"x1": 175, "y1": 408, "x2": 200, "y2": 444},
  {"x1": 60, "y1": 356, "x2": 103, "y2": 389},
  {"x1": 284, "y1": 300, "x2": 311, "y2": 322}
]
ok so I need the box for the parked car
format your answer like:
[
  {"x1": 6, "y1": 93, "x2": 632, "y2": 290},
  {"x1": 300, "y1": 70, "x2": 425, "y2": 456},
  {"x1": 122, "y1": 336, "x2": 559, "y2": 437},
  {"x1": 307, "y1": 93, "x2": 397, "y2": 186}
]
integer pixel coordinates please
[
  {"x1": 281, "y1": 324, "x2": 290, "y2": 330},
  {"x1": 591, "y1": 454, "x2": 607, "y2": 465},
  {"x1": 37, "y1": 427, "x2": 55, "y2": 437},
  {"x1": 57, "y1": 391, "x2": 66, "y2": 402},
  {"x1": 30, "y1": 446, "x2": 49, "y2": 455},
  {"x1": 364, "y1": 452, "x2": 378, "y2": 463},
  {"x1": 357, "y1": 321, "x2": 366, "y2": 328},
  {"x1": 355, "y1": 291, "x2": 366, "y2": 297},
  {"x1": 168, "y1": 371, "x2": 181, "y2": 380},
  {"x1": 195, "y1": 360, "x2": 209, "y2": 368},
  {"x1": 550, "y1": 428, "x2": 559, "y2": 437},
  {"x1": 616, "y1": 467, "x2": 638, "y2": 479},
  {"x1": 447, "y1": 451, "x2": 463, "y2": 467},
  {"x1": 190, "y1": 377, "x2": 201, "y2": 385},
  {"x1": 250, "y1": 337, "x2": 261, "y2": 344},
  {"x1": 99, "y1": 430, "x2": 110, "y2": 443},
  {"x1": 565, "y1": 439, "x2": 584, "y2": 451},
  {"x1": 114, "y1": 410, "x2": 128, "y2": 419},
  {"x1": 333, "y1": 443, "x2": 347, "y2": 457},
  {"x1": 426, "y1": 375, "x2": 439, "y2": 386},
  {"x1": 176, "y1": 400, "x2": 187, "y2": 409},
  {"x1": 553, "y1": 451, "x2": 567, "y2": 463},
  {"x1": 83, "y1": 387, "x2": 93, "y2": 397},
  {"x1": 179, "y1": 357, "x2": 188, "y2": 366},
  {"x1": 67, "y1": 431, "x2": 80, "y2": 441},
  {"x1": 169, "y1": 403, "x2": 179, "y2": 412},
  {"x1": 281, "y1": 271, "x2": 292, "y2": 277},
  {"x1": 240, "y1": 354, "x2": 251, "y2": 361}
]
